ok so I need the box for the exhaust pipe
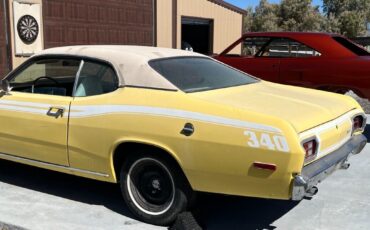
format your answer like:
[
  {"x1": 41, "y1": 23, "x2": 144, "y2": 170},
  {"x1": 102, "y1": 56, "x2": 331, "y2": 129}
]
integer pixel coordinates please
[
  {"x1": 341, "y1": 161, "x2": 350, "y2": 170},
  {"x1": 305, "y1": 186, "x2": 318, "y2": 198}
]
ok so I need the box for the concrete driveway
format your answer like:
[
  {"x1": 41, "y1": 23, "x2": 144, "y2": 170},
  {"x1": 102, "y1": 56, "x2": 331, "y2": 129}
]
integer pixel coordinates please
[
  {"x1": 0, "y1": 161, "x2": 164, "y2": 230},
  {"x1": 193, "y1": 123, "x2": 370, "y2": 230},
  {"x1": 0, "y1": 121, "x2": 369, "y2": 230}
]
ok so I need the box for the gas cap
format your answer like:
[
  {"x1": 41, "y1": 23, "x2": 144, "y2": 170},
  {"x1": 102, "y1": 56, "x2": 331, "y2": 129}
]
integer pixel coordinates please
[{"x1": 180, "y1": 123, "x2": 194, "y2": 136}]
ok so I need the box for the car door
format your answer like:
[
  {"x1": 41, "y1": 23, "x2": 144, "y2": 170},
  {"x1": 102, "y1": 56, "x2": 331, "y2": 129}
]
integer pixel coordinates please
[
  {"x1": 216, "y1": 36, "x2": 280, "y2": 82},
  {"x1": 276, "y1": 39, "x2": 323, "y2": 87},
  {"x1": 0, "y1": 57, "x2": 81, "y2": 166},
  {"x1": 67, "y1": 59, "x2": 119, "y2": 173}
]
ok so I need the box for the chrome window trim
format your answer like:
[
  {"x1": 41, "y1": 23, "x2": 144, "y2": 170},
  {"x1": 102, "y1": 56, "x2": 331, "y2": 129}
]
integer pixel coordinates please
[
  {"x1": 72, "y1": 60, "x2": 85, "y2": 97},
  {"x1": 0, "y1": 151, "x2": 109, "y2": 178}
]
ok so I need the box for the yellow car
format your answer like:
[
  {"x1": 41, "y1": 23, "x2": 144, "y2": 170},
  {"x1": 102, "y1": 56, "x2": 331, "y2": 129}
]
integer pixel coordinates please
[{"x1": 0, "y1": 46, "x2": 367, "y2": 225}]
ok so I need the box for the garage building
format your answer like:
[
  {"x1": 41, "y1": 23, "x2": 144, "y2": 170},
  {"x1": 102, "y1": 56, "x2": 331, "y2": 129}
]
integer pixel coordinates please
[
  {"x1": 0, "y1": 0, "x2": 245, "y2": 78},
  {"x1": 157, "y1": 0, "x2": 244, "y2": 55}
]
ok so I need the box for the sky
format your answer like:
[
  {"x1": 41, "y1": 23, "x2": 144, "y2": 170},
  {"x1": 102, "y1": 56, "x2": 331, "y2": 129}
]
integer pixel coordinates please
[{"x1": 224, "y1": 0, "x2": 323, "y2": 10}]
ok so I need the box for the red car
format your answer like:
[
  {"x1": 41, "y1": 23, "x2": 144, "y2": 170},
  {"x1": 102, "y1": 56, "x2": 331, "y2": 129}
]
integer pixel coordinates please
[{"x1": 215, "y1": 32, "x2": 370, "y2": 99}]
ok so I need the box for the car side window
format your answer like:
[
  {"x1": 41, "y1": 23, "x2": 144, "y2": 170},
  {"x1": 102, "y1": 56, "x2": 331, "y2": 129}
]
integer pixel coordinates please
[
  {"x1": 222, "y1": 37, "x2": 271, "y2": 57},
  {"x1": 74, "y1": 61, "x2": 118, "y2": 97},
  {"x1": 259, "y1": 38, "x2": 321, "y2": 58},
  {"x1": 242, "y1": 37, "x2": 271, "y2": 56},
  {"x1": 9, "y1": 58, "x2": 81, "y2": 97}
]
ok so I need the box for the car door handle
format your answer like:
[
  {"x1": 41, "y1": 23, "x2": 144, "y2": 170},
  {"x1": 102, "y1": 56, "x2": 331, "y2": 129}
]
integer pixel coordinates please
[{"x1": 47, "y1": 107, "x2": 65, "y2": 118}]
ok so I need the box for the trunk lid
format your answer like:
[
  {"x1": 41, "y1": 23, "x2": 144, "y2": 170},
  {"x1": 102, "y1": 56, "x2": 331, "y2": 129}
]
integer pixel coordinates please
[{"x1": 190, "y1": 81, "x2": 356, "y2": 133}]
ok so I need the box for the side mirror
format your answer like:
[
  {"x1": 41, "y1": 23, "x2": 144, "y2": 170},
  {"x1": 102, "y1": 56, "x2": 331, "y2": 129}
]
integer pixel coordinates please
[{"x1": 0, "y1": 79, "x2": 12, "y2": 95}]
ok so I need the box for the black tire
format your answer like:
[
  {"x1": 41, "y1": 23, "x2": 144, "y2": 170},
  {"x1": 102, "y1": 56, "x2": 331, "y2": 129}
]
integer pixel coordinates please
[
  {"x1": 169, "y1": 212, "x2": 202, "y2": 230},
  {"x1": 120, "y1": 152, "x2": 193, "y2": 226}
]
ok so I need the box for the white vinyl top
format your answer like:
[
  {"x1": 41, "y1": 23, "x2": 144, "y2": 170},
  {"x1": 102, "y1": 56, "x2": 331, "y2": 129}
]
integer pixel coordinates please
[{"x1": 35, "y1": 45, "x2": 206, "y2": 90}]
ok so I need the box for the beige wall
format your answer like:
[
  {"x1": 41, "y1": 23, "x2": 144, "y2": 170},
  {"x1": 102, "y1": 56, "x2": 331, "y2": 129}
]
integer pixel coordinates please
[
  {"x1": 8, "y1": 0, "x2": 43, "y2": 69},
  {"x1": 157, "y1": 0, "x2": 242, "y2": 54}
]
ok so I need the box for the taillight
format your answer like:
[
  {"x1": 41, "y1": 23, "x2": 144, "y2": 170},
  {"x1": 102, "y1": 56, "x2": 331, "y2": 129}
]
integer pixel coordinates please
[
  {"x1": 352, "y1": 115, "x2": 364, "y2": 133},
  {"x1": 303, "y1": 139, "x2": 317, "y2": 162}
]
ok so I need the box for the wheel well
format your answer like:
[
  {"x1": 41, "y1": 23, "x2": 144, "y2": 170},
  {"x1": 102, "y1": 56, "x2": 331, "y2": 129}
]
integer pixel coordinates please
[
  {"x1": 316, "y1": 85, "x2": 347, "y2": 93},
  {"x1": 113, "y1": 142, "x2": 191, "y2": 188},
  {"x1": 317, "y1": 85, "x2": 365, "y2": 98}
]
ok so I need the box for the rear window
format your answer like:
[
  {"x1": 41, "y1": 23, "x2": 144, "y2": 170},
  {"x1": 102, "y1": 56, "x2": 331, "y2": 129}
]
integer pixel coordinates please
[
  {"x1": 149, "y1": 57, "x2": 258, "y2": 93},
  {"x1": 332, "y1": 36, "x2": 370, "y2": 56}
]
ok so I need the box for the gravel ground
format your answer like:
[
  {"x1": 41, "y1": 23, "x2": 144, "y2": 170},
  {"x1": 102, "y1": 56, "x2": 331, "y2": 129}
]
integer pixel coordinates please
[
  {"x1": 0, "y1": 223, "x2": 26, "y2": 230},
  {"x1": 346, "y1": 91, "x2": 370, "y2": 113}
]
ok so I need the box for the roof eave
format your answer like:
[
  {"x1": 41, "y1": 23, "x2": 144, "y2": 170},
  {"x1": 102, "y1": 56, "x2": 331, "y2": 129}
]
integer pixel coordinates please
[{"x1": 207, "y1": 0, "x2": 247, "y2": 15}]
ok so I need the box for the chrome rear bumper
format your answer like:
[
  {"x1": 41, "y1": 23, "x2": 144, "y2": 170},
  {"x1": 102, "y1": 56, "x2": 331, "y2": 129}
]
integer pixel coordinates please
[{"x1": 292, "y1": 134, "x2": 367, "y2": 201}]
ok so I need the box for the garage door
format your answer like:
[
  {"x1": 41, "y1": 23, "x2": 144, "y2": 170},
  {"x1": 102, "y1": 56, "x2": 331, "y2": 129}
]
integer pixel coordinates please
[{"x1": 43, "y1": 0, "x2": 154, "y2": 48}]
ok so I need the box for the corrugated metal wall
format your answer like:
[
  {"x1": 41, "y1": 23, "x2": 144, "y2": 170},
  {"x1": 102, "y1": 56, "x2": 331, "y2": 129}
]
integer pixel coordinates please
[
  {"x1": 177, "y1": 0, "x2": 242, "y2": 54},
  {"x1": 43, "y1": 0, "x2": 154, "y2": 48},
  {"x1": 156, "y1": 0, "x2": 173, "y2": 48},
  {"x1": 156, "y1": 0, "x2": 242, "y2": 54}
]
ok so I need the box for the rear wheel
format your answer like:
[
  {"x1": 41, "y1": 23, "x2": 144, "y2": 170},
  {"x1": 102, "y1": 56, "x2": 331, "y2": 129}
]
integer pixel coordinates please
[{"x1": 120, "y1": 153, "x2": 192, "y2": 226}]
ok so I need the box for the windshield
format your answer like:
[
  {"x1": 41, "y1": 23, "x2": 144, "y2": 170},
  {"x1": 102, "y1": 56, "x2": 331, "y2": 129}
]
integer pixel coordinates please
[{"x1": 149, "y1": 57, "x2": 258, "y2": 93}]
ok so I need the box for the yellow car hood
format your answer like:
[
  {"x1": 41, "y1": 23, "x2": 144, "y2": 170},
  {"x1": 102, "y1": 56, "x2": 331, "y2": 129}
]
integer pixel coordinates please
[{"x1": 190, "y1": 81, "x2": 357, "y2": 133}]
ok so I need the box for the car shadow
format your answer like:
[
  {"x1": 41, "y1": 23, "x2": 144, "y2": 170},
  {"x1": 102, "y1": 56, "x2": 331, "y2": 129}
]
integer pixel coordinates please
[
  {"x1": 0, "y1": 159, "x2": 135, "y2": 220},
  {"x1": 364, "y1": 124, "x2": 370, "y2": 143},
  {"x1": 0, "y1": 159, "x2": 299, "y2": 229},
  {"x1": 192, "y1": 193, "x2": 298, "y2": 230}
]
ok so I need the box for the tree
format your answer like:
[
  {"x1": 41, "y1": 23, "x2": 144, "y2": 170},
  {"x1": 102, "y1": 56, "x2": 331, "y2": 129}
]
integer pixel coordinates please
[
  {"x1": 322, "y1": 0, "x2": 350, "y2": 16},
  {"x1": 243, "y1": 0, "x2": 325, "y2": 33},
  {"x1": 250, "y1": 0, "x2": 280, "y2": 32},
  {"x1": 321, "y1": 14, "x2": 341, "y2": 34},
  {"x1": 243, "y1": 0, "x2": 369, "y2": 37},
  {"x1": 323, "y1": 0, "x2": 370, "y2": 17},
  {"x1": 243, "y1": 7, "x2": 254, "y2": 32},
  {"x1": 278, "y1": 0, "x2": 324, "y2": 31},
  {"x1": 339, "y1": 11, "x2": 367, "y2": 37},
  {"x1": 323, "y1": 0, "x2": 370, "y2": 36}
]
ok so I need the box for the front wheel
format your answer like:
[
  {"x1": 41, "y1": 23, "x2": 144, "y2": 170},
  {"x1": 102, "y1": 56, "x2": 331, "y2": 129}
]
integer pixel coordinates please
[{"x1": 120, "y1": 154, "x2": 192, "y2": 226}]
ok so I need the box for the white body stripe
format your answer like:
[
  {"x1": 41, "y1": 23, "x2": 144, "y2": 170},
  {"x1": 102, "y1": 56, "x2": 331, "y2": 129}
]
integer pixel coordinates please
[
  {"x1": 299, "y1": 109, "x2": 361, "y2": 159},
  {"x1": 70, "y1": 105, "x2": 282, "y2": 133},
  {"x1": 0, "y1": 99, "x2": 54, "y2": 108},
  {"x1": 0, "y1": 100, "x2": 67, "y2": 115},
  {"x1": 0, "y1": 104, "x2": 48, "y2": 115},
  {"x1": 299, "y1": 111, "x2": 354, "y2": 138},
  {"x1": 0, "y1": 100, "x2": 282, "y2": 134},
  {"x1": 318, "y1": 131, "x2": 351, "y2": 158}
]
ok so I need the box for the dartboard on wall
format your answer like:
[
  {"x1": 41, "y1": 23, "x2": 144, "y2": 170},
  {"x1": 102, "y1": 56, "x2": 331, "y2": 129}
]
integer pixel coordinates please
[{"x1": 17, "y1": 14, "x2": 39, "y2": 44}]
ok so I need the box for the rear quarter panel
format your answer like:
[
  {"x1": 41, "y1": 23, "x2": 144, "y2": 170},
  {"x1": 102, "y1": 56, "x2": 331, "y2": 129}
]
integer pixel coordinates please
[
  {"x1": 67, "y1": 87, "x2": 304, "y2": 200},
  {"x1": 279, "y1": 57, "x2": 370, "y2": 99}
]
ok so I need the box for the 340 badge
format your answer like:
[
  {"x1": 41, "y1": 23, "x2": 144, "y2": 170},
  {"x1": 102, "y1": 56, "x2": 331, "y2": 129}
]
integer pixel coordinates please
[{"x1": 244, "y1": 130, "x2": 290, "y2": 152}]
